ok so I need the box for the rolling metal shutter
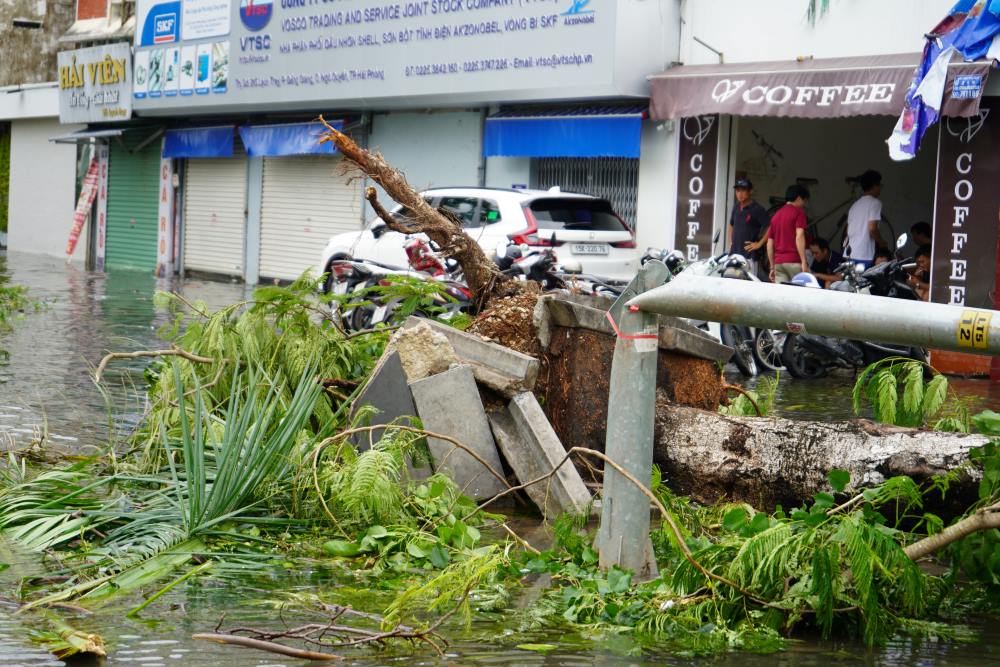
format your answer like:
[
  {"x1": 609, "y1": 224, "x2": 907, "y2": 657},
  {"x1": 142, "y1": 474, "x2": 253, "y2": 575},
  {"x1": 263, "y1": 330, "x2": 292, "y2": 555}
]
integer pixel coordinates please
[
  {"x1": 259, "y1": 155, "x2": 362, "y2": 281},
  {"x1": 533, "y1": 157, "x2": 640, "y2": 229},
  {"x1": 183, "y1": 147, "x2": 248, "y2": 277},
  {"x1": 106, "y1": 131, "x2": 160, "y2": 271}
]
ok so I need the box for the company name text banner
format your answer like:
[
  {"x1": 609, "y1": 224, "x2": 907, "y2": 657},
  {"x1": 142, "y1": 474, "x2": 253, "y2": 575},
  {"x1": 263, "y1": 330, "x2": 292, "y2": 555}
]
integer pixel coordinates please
[
  {"x1": 133, "y1": 0, "x2": 622, "y2": 111},
  {"x1": 58, "y1": 43, "x2": 133, "y2": 123}
]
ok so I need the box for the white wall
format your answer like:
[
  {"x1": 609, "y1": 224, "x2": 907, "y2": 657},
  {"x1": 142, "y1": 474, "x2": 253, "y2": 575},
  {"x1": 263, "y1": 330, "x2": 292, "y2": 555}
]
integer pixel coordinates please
[
  {"x1": 635, "y1": 119, "x2": 679, "y2": 252},
  {"x1": 366, "y1": 110, "x2": 483, "y2": 214},
  {"x1": 484, "y1": 157, "x2": 530, "y2": 189},
  {"x1": 8, "y1": 117, "x2": 83, "y2": 259},
  {"x1": 679, "y1": 0, "x2": 955, "y2": 65},
  {"x1": 730, "y1": 115, "x2": 938, "y2": 248}
]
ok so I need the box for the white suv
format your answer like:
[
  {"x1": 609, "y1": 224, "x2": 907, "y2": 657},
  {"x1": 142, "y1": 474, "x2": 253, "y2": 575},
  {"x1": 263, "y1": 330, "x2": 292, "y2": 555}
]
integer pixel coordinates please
[{"x1": 317, "y1": 187, "x2": 638, "y2": 286}]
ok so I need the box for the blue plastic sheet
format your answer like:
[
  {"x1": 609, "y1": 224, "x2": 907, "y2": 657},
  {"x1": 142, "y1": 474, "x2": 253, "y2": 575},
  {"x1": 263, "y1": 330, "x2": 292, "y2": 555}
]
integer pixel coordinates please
[
  {"x1": 238, "y1": 121, "x2": 343, "y2": 157},
  {"x1": 162, "y1": 126, "x2": 234, "y2": 158},
  {"x1": 483, "y1": 114, "x2": 642, "y2": 158}
]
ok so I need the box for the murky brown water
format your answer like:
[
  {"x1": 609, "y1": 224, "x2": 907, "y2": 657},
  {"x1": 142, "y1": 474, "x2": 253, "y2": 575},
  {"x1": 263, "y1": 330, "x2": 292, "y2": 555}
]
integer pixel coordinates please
[{"x1": 0, "y1": 249, "x2": 997, "y2": 666}]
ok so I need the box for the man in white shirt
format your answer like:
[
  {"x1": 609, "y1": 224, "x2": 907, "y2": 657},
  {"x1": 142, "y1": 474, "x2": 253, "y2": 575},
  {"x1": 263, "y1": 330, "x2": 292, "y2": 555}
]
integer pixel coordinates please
[{"x1": 844, "y1": 170, "x2": 886, "y2": 268}]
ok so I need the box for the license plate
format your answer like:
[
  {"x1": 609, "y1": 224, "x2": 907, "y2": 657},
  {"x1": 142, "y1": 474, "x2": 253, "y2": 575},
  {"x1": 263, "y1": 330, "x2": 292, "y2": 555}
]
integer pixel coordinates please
[{"x1": 572, "y1": 243, "x2": 609, "y2": 255}]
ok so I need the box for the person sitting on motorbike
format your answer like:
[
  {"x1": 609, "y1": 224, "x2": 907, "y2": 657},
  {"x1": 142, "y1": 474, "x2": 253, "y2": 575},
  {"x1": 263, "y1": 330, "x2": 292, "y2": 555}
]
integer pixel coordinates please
[
  {"x1": 808, "y1": 237, "x2": 844, "y2": 288},
  {"x1": 906, "y1": 245, "x2": 931, "y2": 301}
]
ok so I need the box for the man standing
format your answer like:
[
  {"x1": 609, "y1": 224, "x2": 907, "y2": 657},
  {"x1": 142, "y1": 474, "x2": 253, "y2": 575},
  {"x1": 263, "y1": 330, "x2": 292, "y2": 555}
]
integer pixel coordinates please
[
  {"x1": 767, "y1": 184, "x2": 810, "y2": 284},
  {"x1": 727, "y1": 178, "x2": 769, "y2": 276},
  {"x1": 845, "y1": 169, "x2": 886, "y2": 267}
]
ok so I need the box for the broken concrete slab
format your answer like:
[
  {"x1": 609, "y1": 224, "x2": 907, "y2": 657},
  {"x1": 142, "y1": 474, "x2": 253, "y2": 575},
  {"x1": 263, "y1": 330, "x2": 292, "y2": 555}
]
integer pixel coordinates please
[
  {"x1": 402, "y1": 316, "x2": 538, "y2": 396},
  {"x1": 391, "y1": 320, "x2": 460, "y2": 381},
  {"x1": 496, "y1": 392, "x2": 592, "y2": 518},
  {"x1": 534, "y1": 295, "x2": 732, "y2": 364},
  {"x1": 409, "y1": 364, "x2": 508, "y2": 499},
  {"x1": 349, "y1": 350, "x2": 430, "y2": 478}
]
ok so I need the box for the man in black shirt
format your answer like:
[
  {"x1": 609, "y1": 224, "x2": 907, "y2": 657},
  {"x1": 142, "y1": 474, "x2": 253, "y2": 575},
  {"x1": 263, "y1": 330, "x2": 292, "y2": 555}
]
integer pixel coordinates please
[
  {"x1": 727, "y1": 178, "x2": 769, "y2": 277},
  {"x1": 809, "y1": 237, "x2": 845, "y2": 288}
]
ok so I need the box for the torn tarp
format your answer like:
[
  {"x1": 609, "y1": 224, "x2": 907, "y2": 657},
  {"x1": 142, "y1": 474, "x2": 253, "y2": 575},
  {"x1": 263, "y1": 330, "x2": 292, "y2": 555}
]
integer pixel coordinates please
[{"x1": 888, "y1": 0, "x2": 1000, "y2": 161}]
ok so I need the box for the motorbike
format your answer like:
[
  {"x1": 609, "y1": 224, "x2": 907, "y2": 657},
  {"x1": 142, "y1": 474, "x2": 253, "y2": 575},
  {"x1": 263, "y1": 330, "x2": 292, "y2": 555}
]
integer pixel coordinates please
[{"x1": 780, "y1": 235, "x2": 926, "y2": 379}]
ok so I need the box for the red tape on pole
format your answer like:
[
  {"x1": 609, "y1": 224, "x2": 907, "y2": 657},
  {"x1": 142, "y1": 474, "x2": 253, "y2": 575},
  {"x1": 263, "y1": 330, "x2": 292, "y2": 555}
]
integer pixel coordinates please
[{"x1": 606, "y1": 311, "x2": 659, "y2": 341}]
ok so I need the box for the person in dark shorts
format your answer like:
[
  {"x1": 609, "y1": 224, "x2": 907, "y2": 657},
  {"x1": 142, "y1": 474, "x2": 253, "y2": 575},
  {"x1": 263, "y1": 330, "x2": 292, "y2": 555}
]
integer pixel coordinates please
[{"x1": 727, "y1": 178, "x2": 769, "y2": 277}]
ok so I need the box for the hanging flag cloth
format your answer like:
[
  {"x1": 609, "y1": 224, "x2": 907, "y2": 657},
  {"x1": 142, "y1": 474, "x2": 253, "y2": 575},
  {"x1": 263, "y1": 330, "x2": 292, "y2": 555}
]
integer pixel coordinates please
[{"x1": 888, "y1": 0, "x2": 1000, "y2": 161}]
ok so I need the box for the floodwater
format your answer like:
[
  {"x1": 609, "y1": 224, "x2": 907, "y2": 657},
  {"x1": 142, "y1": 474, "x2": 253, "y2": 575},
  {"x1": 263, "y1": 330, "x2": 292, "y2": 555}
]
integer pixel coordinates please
[{"x1": 0, "y1": 249, "x2": 998, "y2": 666}]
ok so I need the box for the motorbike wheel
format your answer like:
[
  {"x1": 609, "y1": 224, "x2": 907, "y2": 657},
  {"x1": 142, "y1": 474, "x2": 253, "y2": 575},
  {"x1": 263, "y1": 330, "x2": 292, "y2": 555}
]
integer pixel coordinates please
[
  {"x1": 780, "y1": 334, "x2": 829, "y2": 380},
  {"x1": 720, "y1": 324, "x2": 758, "y2": 377},
  {"x1": 753, "y1": 329, "x2": 785, "y2": 372}
]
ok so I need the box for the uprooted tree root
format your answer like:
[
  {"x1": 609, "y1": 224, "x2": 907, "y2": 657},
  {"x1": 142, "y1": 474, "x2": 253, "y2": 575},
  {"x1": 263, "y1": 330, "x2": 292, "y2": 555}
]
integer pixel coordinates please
[{"x1": 318, "y1": 116, "x2": 519, "y2": 310}]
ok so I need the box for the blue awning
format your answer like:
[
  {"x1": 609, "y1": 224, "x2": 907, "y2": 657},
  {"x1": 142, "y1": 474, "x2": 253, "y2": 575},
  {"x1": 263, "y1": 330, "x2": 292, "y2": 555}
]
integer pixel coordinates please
[
  {"x1": 238, "y1": 120, "x2": 343, "y2": 158},
  {"x1": 483, "y1": 107, "x2": 646, "y2": 159},
  {"x1": 162, "y1": 126, "x2": 234, "y2": 158}
]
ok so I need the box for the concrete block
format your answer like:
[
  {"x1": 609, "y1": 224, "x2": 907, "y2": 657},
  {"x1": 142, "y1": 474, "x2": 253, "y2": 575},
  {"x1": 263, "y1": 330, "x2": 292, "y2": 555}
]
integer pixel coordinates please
[
  {"x1": 409, "y1": 364, "x2": 507, "y2": 499},
  {"x1": 537, "y1": 296, "x2": 731, "y2": 363},
  {"x1": 499, "y1": 392, "x2": 592, "y2": 518},
  {"x1": 402, "y1": 317, "x2": 538, "y2": 396},
  {"x1": 391, "y1": 320, "x2": 459, "y2": 381},
  {"x1": 350, "y1": 350, "x2": 429, "y2": 478}
]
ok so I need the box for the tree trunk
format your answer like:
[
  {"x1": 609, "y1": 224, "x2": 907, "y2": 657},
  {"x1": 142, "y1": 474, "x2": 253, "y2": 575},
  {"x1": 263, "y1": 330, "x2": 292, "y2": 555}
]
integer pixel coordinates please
[
  {"x1": 653, "y1": 394, "x2": 987, "y2": 513},
  {"x1": 318, "y1": 119, "x2": 517, "y2": 308}
]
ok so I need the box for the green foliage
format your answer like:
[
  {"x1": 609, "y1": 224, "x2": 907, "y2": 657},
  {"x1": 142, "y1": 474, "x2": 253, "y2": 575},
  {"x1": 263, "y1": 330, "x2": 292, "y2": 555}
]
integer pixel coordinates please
[
  {"x1": 719, "y1": 374, "x2": 779, "y2": 417},
  {"x1": 326, "y1": 273, "x2": 472, "y2": 330},
  {"x1": 0, "y1": 129, "x2": 9, "y2": 234},
  {"x1": 0, "y1": 283, "x2": 41, "y2": 360},
  {"x1": 853, "y1": 358, "x2": 952, "y2": 428}
]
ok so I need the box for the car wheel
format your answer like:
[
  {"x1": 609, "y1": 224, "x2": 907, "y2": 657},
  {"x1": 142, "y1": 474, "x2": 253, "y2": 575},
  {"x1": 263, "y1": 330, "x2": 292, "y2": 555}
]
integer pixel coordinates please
[
  {"x1": 780, "y1": 334, "x2": 828, "y2": 380},
  {"x1": 720, "y1": 323, "x2": 757, "y2": 377}
]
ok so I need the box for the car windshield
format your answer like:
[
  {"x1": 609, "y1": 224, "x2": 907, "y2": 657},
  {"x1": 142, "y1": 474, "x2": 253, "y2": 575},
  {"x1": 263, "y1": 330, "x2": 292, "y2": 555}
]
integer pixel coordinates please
[{"x1": 527, "y1": 198, "x2": 627, "y2": 231}]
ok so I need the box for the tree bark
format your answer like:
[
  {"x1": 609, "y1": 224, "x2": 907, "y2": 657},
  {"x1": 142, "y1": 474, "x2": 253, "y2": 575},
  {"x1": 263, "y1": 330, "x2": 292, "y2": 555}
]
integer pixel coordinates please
[
  {"x1": 653, "y1": 394, "x2": 988, "y2": 513},
  {"x1": 318, "y1": 118, "x2": 517, "y2": 309}
]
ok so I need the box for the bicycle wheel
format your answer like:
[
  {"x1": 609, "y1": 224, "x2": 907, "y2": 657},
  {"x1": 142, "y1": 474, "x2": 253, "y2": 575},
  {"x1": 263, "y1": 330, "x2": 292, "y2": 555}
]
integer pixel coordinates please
[{"x1": 720, "y1": 323, "x2": 757, "y2": 377}]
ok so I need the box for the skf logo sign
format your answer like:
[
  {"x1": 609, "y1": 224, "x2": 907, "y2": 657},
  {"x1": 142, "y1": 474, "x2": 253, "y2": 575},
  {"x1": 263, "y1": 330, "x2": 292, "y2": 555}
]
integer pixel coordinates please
[
  {"x1": 240, "y1": 0, "x2": 273, "y2": 31},
  {"x1": 137, "y1": 0, "x2": 181, "y2": 46},
  {"x1": 154, "y1": 14, "x2": 177, "y2": 42}
]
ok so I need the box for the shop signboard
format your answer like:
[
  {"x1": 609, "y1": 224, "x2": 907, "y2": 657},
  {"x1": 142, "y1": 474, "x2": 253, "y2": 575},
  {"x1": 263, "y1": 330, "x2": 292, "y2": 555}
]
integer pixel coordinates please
[
  {"x1": 674, "y1": 115, "x2": 719, "y2": 262},
  {"x1": 131, "y1": 0, "x2": 664, "y2": 113},
  {"x1": 57, "y1": 43, "x2": 133, "y2": 123},
  {"x1": 930, "y1": 97, "x2": 1000, "y2": 311}
]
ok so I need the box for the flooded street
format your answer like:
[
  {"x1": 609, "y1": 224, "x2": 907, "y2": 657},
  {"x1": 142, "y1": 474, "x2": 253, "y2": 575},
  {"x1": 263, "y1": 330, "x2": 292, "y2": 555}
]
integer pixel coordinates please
[{"x1": 0, "y1": 249, "x2": 998, "y2": 666}]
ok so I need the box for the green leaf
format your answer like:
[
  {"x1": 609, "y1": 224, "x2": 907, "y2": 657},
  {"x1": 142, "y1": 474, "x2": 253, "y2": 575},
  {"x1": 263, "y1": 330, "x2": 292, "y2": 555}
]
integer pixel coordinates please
[
  {"x1": 517, "y1": 644, "x2": 557, "y2": 653},
  {"x1": 607, "y1": 568, "x2": 632, "y2": 594},
  {"x1": 827, "y1": 469, "x2": 851, "y2": 493},
  {"x1": 971, "y1": 409, "x2": 1000, "y2": 436},
  {"x1": 722, "y1": 507, "x2": 748, "y2": 533},
  {"x1": 406, "y1": 542, "x2": 428, "y2": 559},
  {"x1": 429, "y1": 544, "x2": 450, "y2": 568},
  {"x1": 322, "y1": 540, "x2": 361, "y2": 557},
  {"x1": 366, "y1": 525, "x2": 389, "y2": 539},
  {"x1": 922, "y1": 375, "x2": 948, "y2": 421},
  {"x1": 746, "y1": 512, "x2": 770, "y2": 536}
]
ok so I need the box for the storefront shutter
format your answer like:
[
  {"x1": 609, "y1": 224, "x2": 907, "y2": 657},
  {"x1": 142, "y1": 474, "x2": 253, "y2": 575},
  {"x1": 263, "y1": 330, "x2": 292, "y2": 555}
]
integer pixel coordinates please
[
  {"x1": 182, "y1": 146, "x2": 248, "y2": 277},
  {"x1": 106, "y1": 131, "x2": 160, "y2": 271},
  {"x1": 533, "y1": 157, "x2": 639, "y2": 229},
  {"x1": 258, "y1": 155, "x2": 362, "y2": 282}
]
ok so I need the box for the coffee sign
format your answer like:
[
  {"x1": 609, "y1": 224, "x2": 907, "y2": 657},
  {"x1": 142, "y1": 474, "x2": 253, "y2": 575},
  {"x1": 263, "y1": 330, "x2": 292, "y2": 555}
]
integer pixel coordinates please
[
  {"x1": 58, "y1": 43, "x2": 133, "y2": 123},
  {"x1": 674, "y1": 115, "x2": 719, "y2": 261},
  {"x1": 930, "y1": 97, "x2": 1000, "y2": 309}
]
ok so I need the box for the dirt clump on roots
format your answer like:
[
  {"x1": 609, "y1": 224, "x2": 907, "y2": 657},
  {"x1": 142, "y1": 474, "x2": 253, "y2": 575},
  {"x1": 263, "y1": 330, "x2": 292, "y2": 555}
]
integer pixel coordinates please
[
  {"x1": 466, "y1": 286, "x2": 543, "y2": 359},
  {"x1": 657, "y1": 352, "x2": 724, "y2": 410}
]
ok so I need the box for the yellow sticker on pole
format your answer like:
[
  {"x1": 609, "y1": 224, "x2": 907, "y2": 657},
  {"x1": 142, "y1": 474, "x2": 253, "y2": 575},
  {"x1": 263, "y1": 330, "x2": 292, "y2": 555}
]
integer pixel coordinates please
[{"x1": 956, "y1": 310, "x2": 992, "y2": 350}]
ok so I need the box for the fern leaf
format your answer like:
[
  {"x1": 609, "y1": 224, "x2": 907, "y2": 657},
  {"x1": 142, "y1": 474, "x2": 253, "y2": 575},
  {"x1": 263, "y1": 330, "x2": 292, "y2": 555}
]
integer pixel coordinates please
[
  {"x1": 873, "y1": 369, "x2": 897, "y2": 425},
  {"x1": 921, "y1": 374, "x2": 948, "y2": 421},
  {"x1": 900, "y1": 363, "x2": 923, "y2": 425}
]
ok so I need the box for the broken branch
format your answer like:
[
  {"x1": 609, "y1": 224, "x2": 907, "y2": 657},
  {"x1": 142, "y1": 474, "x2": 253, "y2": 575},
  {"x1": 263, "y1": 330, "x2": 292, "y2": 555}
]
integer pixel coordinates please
[{"x1": 94, "y1": 347, "x2": 217, "y2": 383}]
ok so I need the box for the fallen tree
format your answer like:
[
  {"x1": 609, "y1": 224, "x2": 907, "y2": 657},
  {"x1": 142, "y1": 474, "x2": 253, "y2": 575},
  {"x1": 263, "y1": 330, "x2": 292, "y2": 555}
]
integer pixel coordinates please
[
  {"x1": 653, "y1": 393, "x2": 987, "y2": 512},
  {"x1": 318, "y1": 117, "x2": 518, "y2": 309}
]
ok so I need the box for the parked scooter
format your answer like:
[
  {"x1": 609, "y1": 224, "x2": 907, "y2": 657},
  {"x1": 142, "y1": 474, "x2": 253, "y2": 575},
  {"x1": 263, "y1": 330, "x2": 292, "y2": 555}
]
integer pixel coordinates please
[{"x1": 780, "y1": 234, "x2": 926, "y2": 379}]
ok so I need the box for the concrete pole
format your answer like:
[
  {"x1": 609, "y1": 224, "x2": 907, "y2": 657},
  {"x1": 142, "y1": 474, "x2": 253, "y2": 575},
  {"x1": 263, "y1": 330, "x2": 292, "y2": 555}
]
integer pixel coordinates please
[
  {"x1": 595, "y1": 260, "x2": 668, "y2": 581},
  {"x1": 629, "y1": 274, "x2": 1000, "y2": 356}
]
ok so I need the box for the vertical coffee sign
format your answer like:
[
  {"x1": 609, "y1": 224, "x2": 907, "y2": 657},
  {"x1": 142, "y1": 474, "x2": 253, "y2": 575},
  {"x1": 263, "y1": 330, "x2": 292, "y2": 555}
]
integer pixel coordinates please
[
  {"x1": 58, "y1": 43, "x2": 132, "y2": 123},
  {"x1": 674, "y1": 115, "x2": 719, "y2": 261},
  {"x1": 932, "y1": 98, "x2": 1000, "y2": 309}
]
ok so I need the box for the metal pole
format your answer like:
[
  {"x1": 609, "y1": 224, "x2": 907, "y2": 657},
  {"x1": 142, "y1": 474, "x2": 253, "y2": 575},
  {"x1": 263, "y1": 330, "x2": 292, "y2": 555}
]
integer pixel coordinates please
[
  {"x1": 628, "y1": 274, "x2": 1000, "y2": 356},
  {"x1": 595, "y1": 261, "x2": 667, "y2": 581}
]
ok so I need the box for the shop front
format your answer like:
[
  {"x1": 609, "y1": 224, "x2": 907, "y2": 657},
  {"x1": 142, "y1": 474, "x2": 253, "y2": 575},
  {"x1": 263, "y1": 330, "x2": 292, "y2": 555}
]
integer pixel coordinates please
[{"x1": 647, "y1": 52, "x2": 998, "y2": 375}]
